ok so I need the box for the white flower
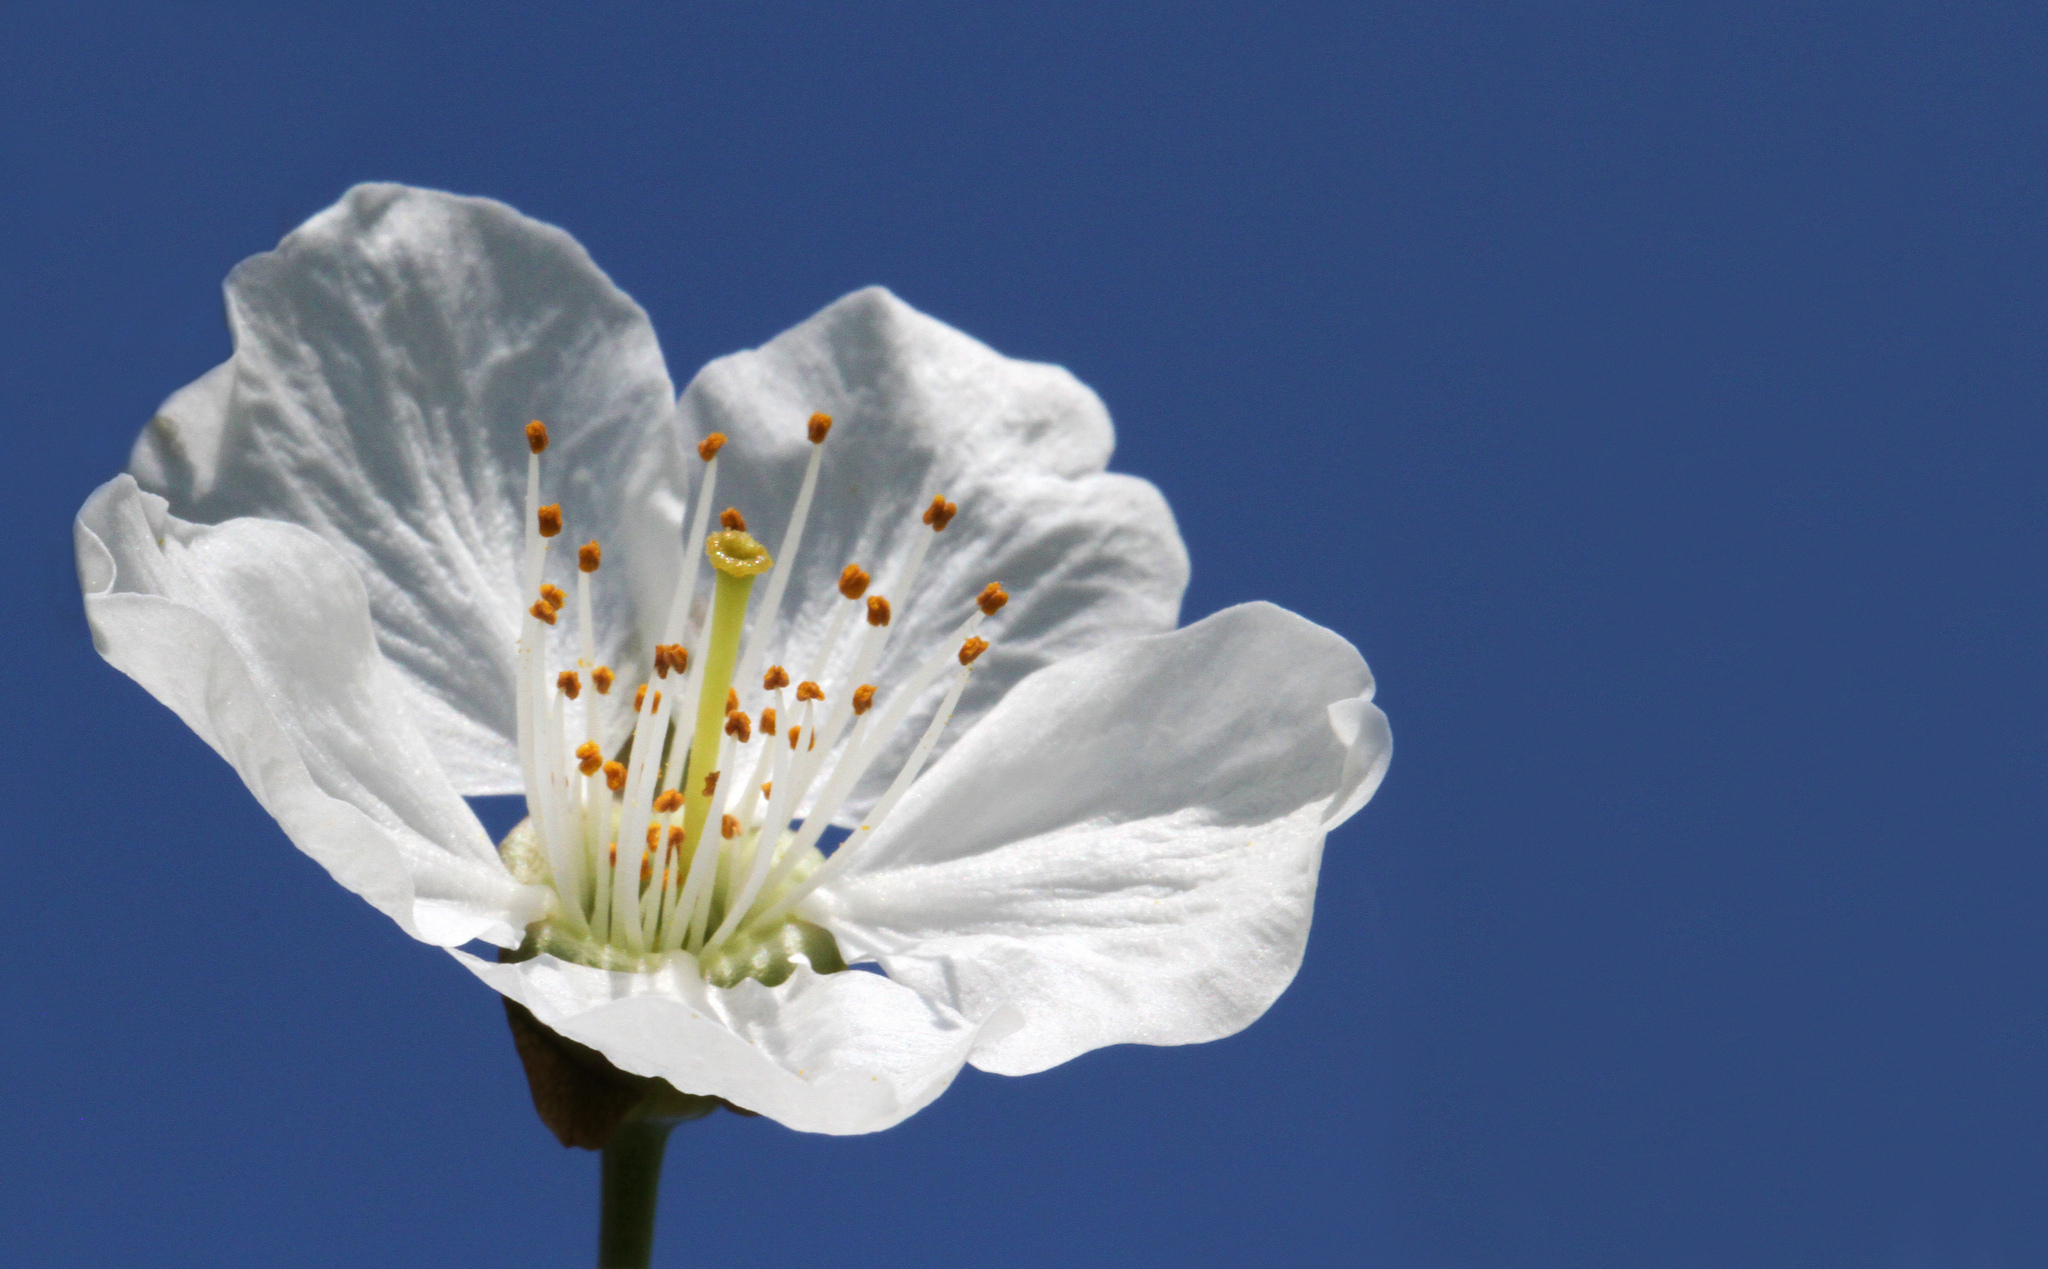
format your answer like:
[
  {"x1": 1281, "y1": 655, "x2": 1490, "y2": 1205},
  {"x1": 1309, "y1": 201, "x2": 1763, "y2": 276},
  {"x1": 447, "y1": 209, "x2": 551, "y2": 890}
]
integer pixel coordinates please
[{"x1": 74, "y1": 184, "x2": 1392, "y2": 1136}]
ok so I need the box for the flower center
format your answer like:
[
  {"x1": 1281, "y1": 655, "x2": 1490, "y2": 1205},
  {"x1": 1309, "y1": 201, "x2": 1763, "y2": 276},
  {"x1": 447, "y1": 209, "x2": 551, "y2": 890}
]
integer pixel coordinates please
[{"x1": 501, "y1": 415, "x2": 1005, "y2": 986}]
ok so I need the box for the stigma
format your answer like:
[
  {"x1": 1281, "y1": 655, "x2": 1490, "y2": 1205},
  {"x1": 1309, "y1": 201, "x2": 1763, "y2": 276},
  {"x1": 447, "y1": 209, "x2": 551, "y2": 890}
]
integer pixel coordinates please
[{"x1": 499, "y1": 413, "x2": 1005, "y2": 985}]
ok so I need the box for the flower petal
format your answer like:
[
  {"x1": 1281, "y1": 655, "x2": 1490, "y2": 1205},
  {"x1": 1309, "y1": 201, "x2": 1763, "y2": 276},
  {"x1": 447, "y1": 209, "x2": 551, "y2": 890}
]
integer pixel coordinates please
[
  {"x1": 76, "y1": 476, "x2": 546, "y2": 946},
  {"x1": 451, "y1": 949, "x2": 1021, "y2": 1135},
  {"x1": 127, "y1": 184, "x2": 689, "y2": 793},
  {"x1": 814, "y1": 602, "x2": 1391, "y2": 1075},
  {"x1": 679, "y1": 287, "x2": 1189, "y2": 819}
]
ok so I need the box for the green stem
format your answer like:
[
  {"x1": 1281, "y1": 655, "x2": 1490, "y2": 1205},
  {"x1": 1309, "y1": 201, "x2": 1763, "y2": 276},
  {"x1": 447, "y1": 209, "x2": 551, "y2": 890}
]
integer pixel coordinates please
[{"x1": 598, "y1": 1118, "x2": 676, "y2": 1269}]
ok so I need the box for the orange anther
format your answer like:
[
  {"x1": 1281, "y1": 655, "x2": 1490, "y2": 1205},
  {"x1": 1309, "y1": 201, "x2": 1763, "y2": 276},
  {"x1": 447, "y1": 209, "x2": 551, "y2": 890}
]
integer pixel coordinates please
[
  {"x1": 959, "y1": 636, "x2": 990, "y2": 666},
  {"x1": 838, "y1": 563, "x2": 871, "y2": 600},
  {"x1": 866, "y1": 595, "x2": 892, "y2": 627},
  {"x1": 529, "y1": 600, "x2": 558, "y2": 625},
  {"x1": 760, "y1": 781, "x2": 773, "y2": 798},
  {"x1": 922, "y1": 495, "x2": 958, "y2": 531},
  {"x1": 763, "y1": 665, "x2": 790, "y2": 691},
  {"x1": 557, "y1": 670, "x2": 582, "y2": 700},
  {"x1": 668, "y1": 826, "x2": 686, "y2": 849},
  {"x1": 725, "y1": 711, "x2": 753, "y2": 743},
  {"x1": 604, "y1": 760, "x2": 627, "y2": 793},
  {"x1": 578, "y1": 541, "x2": 602, "y2": 573},
  {"x1": 646, "y1": 825, "x2": 660, "y2": 851},
  {"x1": 576, "y1": 741, "x2": 603, "y2": 776},
  {"x1": 852, "y1": 684, "x2": 876, "y2": 715},
  {"x1": 760, "y1": 706, "x2": 777, "y2": 736},
  {"x1": 702, "y1": 770, "x2": 720, "y2": 797},
  {"x1": 722, "y1": 814, "x2": 741, "y2": 840},
  {"x1": 720, "y1": 507, "x2": 747, "y2": 532},
  {"x1": 787, "y1": 726, "x2": 801, "y2": 750},
  {"x1": 540, "y1": 584, "x2": 566, "y2": 611},
  {"x1": 592, "y1": 666, "x2": 616, "y2": 694},
  {"x1": 977, "y1": 582, "x2": 1009, "y2": 616},
  {"x1": 525, "y1": 420, "x2": 549, "y2": 454},
  {"x1": 725, "y1": 687, "x2": 739, "y2": 715},
  {"x1": 807, "y1": 412, "x2": 833, "y2": 444},
  {"x1": 634, "y1": 684, "x2": 647, "y2": 711},
  {"x1": 698, "y1": 433, "x2": 727, "y2": 461},
  {"x1": 796, "y1": 681, "x2": 825, "y2": 703},
  {"x1": 537, "y1": 504, "x2": 563, "y2": 538},
  {"x1": 653, "y1": 789, "x2": 684, "y2": 814}
]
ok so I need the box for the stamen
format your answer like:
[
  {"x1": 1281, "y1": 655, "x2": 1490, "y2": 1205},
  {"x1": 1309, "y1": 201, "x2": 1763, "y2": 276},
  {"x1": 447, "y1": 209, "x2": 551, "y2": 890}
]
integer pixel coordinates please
[
  {"x1": 839, "y1": 564, "x2": 871, "y2": 599},
  {"x1": 525, "y1": 420, "x2": 550, "y2": 454},
  {"x1": 634, "y1": 684, "x2": 646, "y2": 712},
  {"x1": 922, "y1": 495, "x2": 959, "y2": 530},
  {"x1": 725, "y1": 687, "x2": 739, "y2": 715},
  {"x1": 540, "y1": 583, "x2": 566, "y2": 612},
  {"x1": 796, "y1": 681, "x2": 825, "y2": 702},
  {"x1": 787, "y1": 725, "x2": 801, "y2": 750},
  {"x1": 557, "y1": 670, "x2": 582, "y2": 699},
  {"x1": 537, "y1": 504, "x2": 563, "y2": 537},
  {"x1": 852, "y1": 684, "x2": 877, "y2": 715},
  {"x1": 734, "y1": 412, "x2": 835, "y2": 705},
  {"x1": 760, "y1": 706, "x2": 777, "y2": 735},
  {"x1": 720, "y1": 507, "x2": 748, "y2": 531},
  {"x1": 529, "y1": 600, "x2": 558, "y2": 625},
  {"x1": 604, "y1": 761, "x2": 627, "y2": 793},
  {"x1": 761, "y1": 782, "x2": 773, "y2": 797},
  {"x1": 592, "y1": 666, "x2": 616, "y2": 694},
  {"x1": 702, "y1": 770, "x2": 720, "y2": 797},
  {"x1": 866, "y1": 596, "x2": 892, "y2": 627},
  {"x1": 697, "y1": 433, "x2": 727, "y2": 461},
  {"x1": 959, "y1": 636, "x2": 990, "y2": 665},
  {"x1": 977, "y1": 582, "x2": 1009, "y2": 615},
  {"x1": 722, "y1": 814, "x2": 741, "y2": 839},
  {"x1": 807, "y1": 411, "x2": 833, "y2": 443},
  {"x1": 576, "y1": 741, "x2": 603, "y2": 776},
  {"x1": 578, "y1": 540, "x2": 602, "y2": 573},
  {"x1": 763, "y1": 665, "x2": 790, "y2": 691},
  {"x1": 725, "y1": 711, "x2": 753, "y2": 742},
  {"x1": 653, "y1": 789, "x2": 684, "y2": 814}
]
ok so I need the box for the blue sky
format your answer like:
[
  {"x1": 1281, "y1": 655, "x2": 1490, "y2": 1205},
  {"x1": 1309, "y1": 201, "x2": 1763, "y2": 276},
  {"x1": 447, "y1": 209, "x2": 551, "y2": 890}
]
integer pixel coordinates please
[{"x1": 3, "y1": 4, "x2": 2042, "y2": 1266}]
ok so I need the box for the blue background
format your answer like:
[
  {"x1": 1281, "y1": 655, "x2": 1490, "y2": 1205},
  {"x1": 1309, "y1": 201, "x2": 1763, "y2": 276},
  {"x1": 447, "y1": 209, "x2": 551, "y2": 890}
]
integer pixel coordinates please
[{"x1": 4, "y1": 4, "x2": 2042, "y2": 1266}]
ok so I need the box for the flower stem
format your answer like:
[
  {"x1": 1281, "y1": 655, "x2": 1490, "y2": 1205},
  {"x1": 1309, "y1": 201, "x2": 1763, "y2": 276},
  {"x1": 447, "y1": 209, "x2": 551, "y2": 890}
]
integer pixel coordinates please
[{"x1": 597, "y1": 1118, "x2": 675, "y2": 1269}]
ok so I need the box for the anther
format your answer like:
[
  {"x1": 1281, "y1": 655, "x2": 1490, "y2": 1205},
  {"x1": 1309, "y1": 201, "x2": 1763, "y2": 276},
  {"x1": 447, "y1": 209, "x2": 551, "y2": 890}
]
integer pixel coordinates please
[
  {"x1": 763, "y1": 665, "x2": 790, "y2": 691},
  {"x1": 668, "y1": 826, "x2": 686, "y2": 849},
  {"x1": 540, "y1": 583, "x2": 566, "y2": 611},
  {"x1": 959, "y1": 636, "x2": 990, "y2": 666},
  {"x1": 720, "y1": 507, "x2": 748, "y2": 532},
  {"x1": 760, "y1": 781, "x2": 773, "y2": 797},
  {"x1": 977, "y1": 582, "x2": 1009, "y2": 615},
  {"x1": 634, "y1": 684, "x2": 646, "y2": 711},
  {"x1": 808, "y1": 412, "x2": 833, "y2": 444},
  {"x1": 592, "y1": 666, "x2": 616, "y2": 694},
  {"x1": 653, "y1": 789, "x2": 685, "y2": 814},
  {"x1": 838, "y1": 564, "x2": 871, "y2": 600},
  {"x1": 725, "y1": 687, "x2": 740, "y2": 716},
  {"x1": 557, "y1": 670, "x2": 582, "y2": 700},
  {"x1": 722, "y1": 814, "x2": 741, "y2": 840},
  {"x1": 537, "y1": 504, "x2": 563, "y2": 537},
  {"x1": 576, "y1": 741, "x2": 603, "y2": 776},
  {"x1": 788, "y1": 726, "x2": 801, "y2": 750},
  {"x1": 867, "y1": 595, "x2": 892, "y2": 627},
  {"x1": 698, "y1": 433, "x2": 727, "y2": 461},
  {"x1": 702, "y1": 770, "x2": 720, "y2": 796},
  {"x1": 725, "y1": 711, "x2": 753, "y2": 742},
  {"x1": 655, "y1": 644, "x2": 688, "y2": 677},
  {"x1": 852, "y1": 684, "x2": 877, "y2": 715},
  {"x1": 604, "y1": 761, "x2": 628, "y2": 793},
  {"x1": 796, "y1": 681, "x2": 825, "y2": 703},
  {"x1": 578, "y1": 541, "x2": 602, "y2": 573},
  {"x1": 525, "y1": 420, "x2": 549, "y2": 454},
  {"x1": 529, "y1": 600, "x2": 558, "y2": 625},
  {"x1": 922, "y1": 495, "x2": 959, "y2": 531},
  {"x1": 646, "y1": 825, "x2": 661, "y2": 851},
  {"x1": 760, "y1": 706, "x2": 777, "y2": 736}
]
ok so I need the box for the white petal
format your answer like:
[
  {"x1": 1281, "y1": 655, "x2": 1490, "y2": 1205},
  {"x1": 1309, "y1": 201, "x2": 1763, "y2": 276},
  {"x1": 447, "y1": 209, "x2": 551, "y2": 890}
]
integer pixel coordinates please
[
  {"x1": 815, "y1": 602, "x2": 1391, "y2": 1075},
  {"x1": 76, "y1": 476, "x2": 546, "y2": 946},
  {"x1": 127, "y1": 184, "x2": 689, "y2": 793},
  {"x1": 679, "y1": 287, "x2": 1189, "y2": 819},
  {"x1": 451, "y1": 949, "x2": 1021, "y2": 1135}
]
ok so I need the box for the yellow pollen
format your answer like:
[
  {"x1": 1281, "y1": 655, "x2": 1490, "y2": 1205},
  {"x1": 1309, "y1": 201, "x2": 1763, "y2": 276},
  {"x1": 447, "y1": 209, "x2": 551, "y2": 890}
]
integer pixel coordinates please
[
  {"x1": 852, "y1": 684, "x2": 877, "y2": 715},
  {"x1": 698, "y1": 433, "x2": 727, "y2": 461},
  {"x1": 959, "y1": 636, "x2": 990, "y2": 666},
  {"x1": 838, "y1": 563, "x2": 871, "y2": 600},
  {"x1": 524, "y1": 420, "x2": 549, "y2": 454},
  {"x1": 866, "y1": 595, "x2": 892, "y2": 627},
  {"x1": 556, "y1": 670, "x2": 581, "y2": 700},
  {"x1": 536, "y1": 504, "x2": 563, "y2": 538},
  {"x1": 578, "y1": 540, "x2": 602, "y2": 573}
]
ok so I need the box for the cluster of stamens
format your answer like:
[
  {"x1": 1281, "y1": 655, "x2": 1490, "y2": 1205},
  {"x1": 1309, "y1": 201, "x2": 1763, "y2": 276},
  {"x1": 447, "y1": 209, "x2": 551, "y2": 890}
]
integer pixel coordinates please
[{"x1": 508, "y1": 415, "x2": 1007, "y2": 982}]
